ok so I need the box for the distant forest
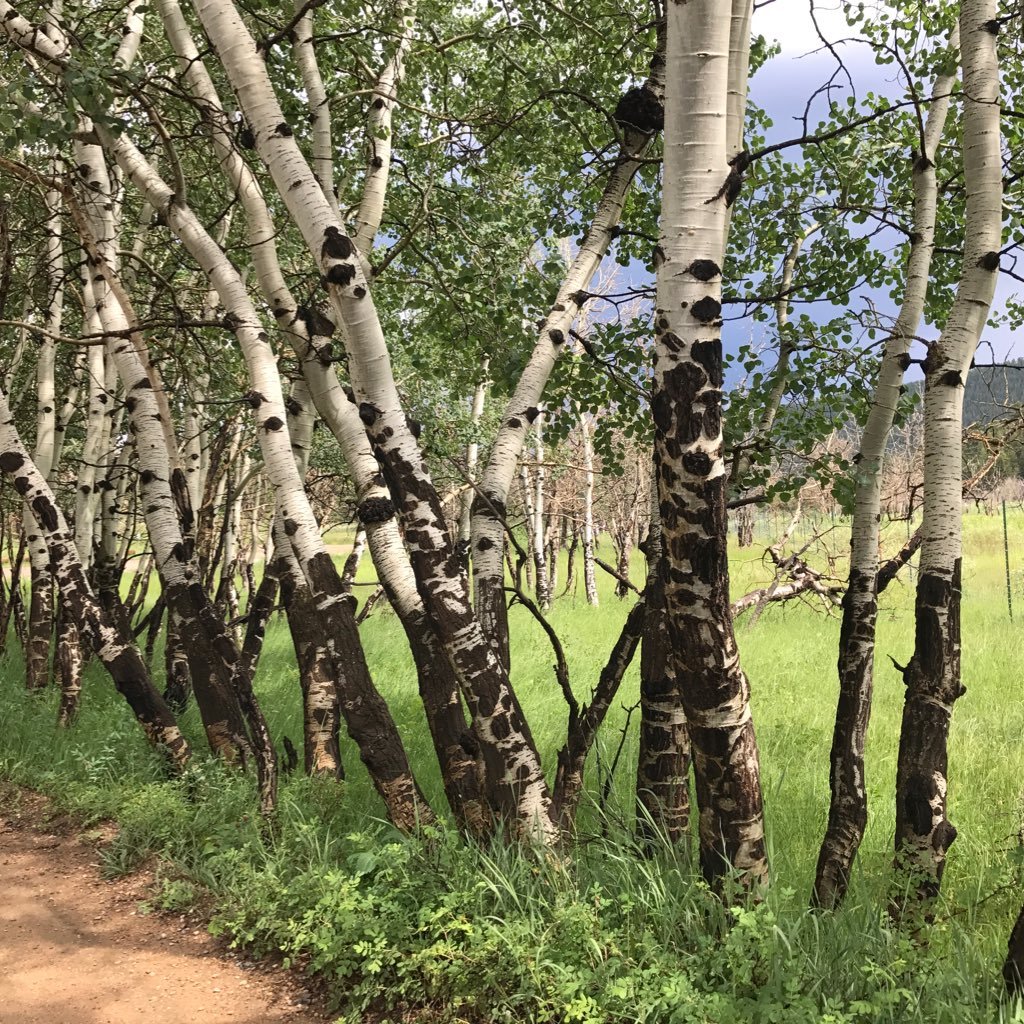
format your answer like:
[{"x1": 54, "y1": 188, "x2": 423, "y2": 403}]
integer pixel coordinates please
[
  {"x1": 964, "y1": 357, "x2": 1024, "y2": 479},
  {"x1": 895, "y1": 358, "x2": 1024, "y2": 480},
  {"x1": 965, "y1": 357, "x2": 1024, "y2": 425}
]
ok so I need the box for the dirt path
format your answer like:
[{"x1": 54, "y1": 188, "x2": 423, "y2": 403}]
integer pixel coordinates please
[{"x1": 0, "y1": 801, "x2": 330, "y2": 1024}]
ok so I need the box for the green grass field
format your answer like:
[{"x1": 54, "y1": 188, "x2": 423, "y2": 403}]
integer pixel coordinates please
[{"x1": 2, "y1": 509, "x2": 1023, "y2": 1022}]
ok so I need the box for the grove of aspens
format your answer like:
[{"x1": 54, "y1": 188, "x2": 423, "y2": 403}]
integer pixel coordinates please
[{"x1": 0, "y1": 0, "x2": 1023, "y2": 1020}]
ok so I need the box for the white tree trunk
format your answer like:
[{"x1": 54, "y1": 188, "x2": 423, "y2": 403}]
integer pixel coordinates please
[
  {"x1": 191, "y1": 0, "x2": 554, "y2": 839},
  {"x1": 893, "y1": 1, "x2": 1002, "y2": 901},
  {"x1": 0, "y1": 385, "x2": 190, "y2": 767},
  {"x1": 579, "y1": 413, "x2": 598, "y2": 607},
  {"x1": 351, "y1": 0, "x2": 416, "y2": 254},
  {"x1": 23, "y1": 178, "x2": 63, "y2": 691},
  {"x1": 470, "y1": 35, "x2": 667, "y2": 663},
  {"x1": 813, "y1": 33, "x2": 958, "y2": 910},
  {"x1": 458, "y1": 365, "x2": 488, "y2": 548},
  {"x1": 653, "y1": 0, "x2": 766, "y2": 888},
  {"x1": 531, "y1": 411, "x2": 550, "y2": 610},
  {"x1": 290, "y1": 0, "x2": 342, "y2": 221}
]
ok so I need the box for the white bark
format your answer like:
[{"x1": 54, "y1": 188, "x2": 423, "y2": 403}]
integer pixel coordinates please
[
  {"x1": 894, "y1": 0, "x2": 1002, "y2": 892},
  {"x1": 191, "y1": 0, "x2": 554, "y2": 838},
  {"x1": 0, "y1": 384, "x2": 190, "y2": 766},
  {"x1": 290, "y1": 0, "x2": 342, "y2": 221},
  {"x1": 653, "y1": 0, "x2": 766, "y2": 887},
  {"x1": 469, "y1": 35, "x2": 666, "y2": 654},
  {"x1": 351, "y1": 0, "x2": 416, "y2": 254},
  {"x1": 722, "y1": 0, "x2": 753, "y2": 248},
  {"x1": 813, "y1": 30, "x2": 957, "y2": 909},
  {"x1": 531, "y1": 411, "x2": 550, "y2": 610},
  {"x1": 458, "y1": 364, "x2": 488, "y2": 546},
  {"x1": 579, "y1": 412, "x2": 598, "y2": 607},
  {"x1": 73, "y1": 283, "x2": 108, "y2": 567}
]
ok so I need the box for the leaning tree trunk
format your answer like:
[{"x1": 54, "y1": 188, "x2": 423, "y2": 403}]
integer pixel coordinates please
[
  {"x1": 281, "y1": 379, "x2": 343, "y2": 779},
  {"x1": 812, "y1": 38, "x2": 958, "y2": 910},
  {"x1": 652, "y1": 0, "x2": 765, "y2": 888},
  {"x1": 68, "y1": 161, "x2": 251, "y2": 762},
  {"x1": 191, "y1": 0, "x2": 549, "y2": 838},
  {"x1": 893, "y1": 0, "x2": 1001, "y2": 907},
  {"x1": 154, "y1": 0, "x2": 484, "y2": 830},
  {"x1": 85, "y1": 103, "x2": 430, "y2": 831},
  {"x1": 0, "y1": 387, "x2": 190, "y2": 769},
  {"x1": 552, "y1": 597, "x2": 646, "y2": 827},
  {"x1": 0, "y1": 81, "x2": 254, "y2": 762},
  {"x1": 470, "y1": 32, "x2": 667, "y2": 667}
]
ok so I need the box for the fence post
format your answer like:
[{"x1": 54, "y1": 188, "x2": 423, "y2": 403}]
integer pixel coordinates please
[{"x1": 1003, "y1": 498, "x2": 1013, "y2": 621}]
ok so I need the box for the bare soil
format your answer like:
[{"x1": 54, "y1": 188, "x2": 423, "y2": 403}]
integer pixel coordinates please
[{"x1": 0, "y1": 793, "x2": 332, "y2": 1024}]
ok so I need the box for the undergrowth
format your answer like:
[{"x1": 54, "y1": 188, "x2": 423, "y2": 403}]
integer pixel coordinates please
[
  {"x1": 2, "y1": 671, "x2": 1022, "y2": 1024},
  {"x1": 2, "y1": 513, "x2": 1023, "y2": 1022}
]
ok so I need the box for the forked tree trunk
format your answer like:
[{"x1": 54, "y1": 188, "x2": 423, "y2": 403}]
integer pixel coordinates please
[
  {"x1": 552, "y1": 596, "x2": 646, "y2": 826},
  {"x1": 812, "y1": 38, "x2": 958, "y2": 910},
  {"x1": 652, "y1": 0, "x2": 765, "y2": 888},
  {"x1": 893, "y1": 0, "x2": 1001, "y2": 907},
  {"x1": 290, "y1": 0, "x2": 342, "y2": 220}
]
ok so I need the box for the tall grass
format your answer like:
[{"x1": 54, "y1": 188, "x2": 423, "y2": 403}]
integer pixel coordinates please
[{"x1": 1, "y1": 509, "x2": 1022, "y2": 1022}]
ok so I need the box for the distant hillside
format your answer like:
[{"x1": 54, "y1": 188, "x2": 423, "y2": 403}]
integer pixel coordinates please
[
  {"x1": 900, "y1": 358, "x2": 1024, "y2": 426},
  {"x1": 964, "y1": 357, "x2": 1024, "y2": 426}
]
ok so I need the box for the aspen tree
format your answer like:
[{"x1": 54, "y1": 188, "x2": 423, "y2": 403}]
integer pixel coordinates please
[
  {"x1": 653, "y1": 0, "x2": 766, "y2": 887},
  {"x1": 813, "y1": 33, "x2": 958, "y2": 910},
  {"x1": 892, "y1": 0, "x2": 1002, "y2": 903},
  {"x1": 0, "y1": 386, "x2": 190, "y2": 769}
]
